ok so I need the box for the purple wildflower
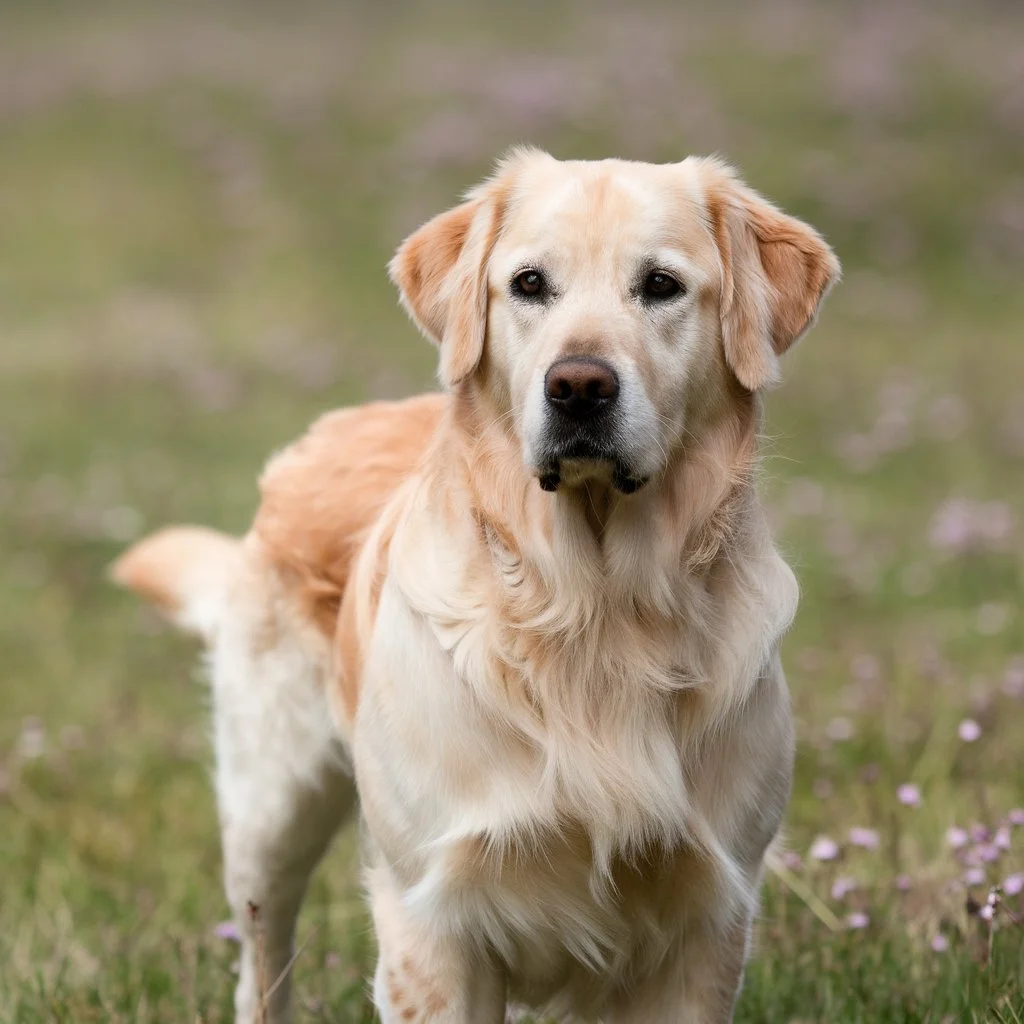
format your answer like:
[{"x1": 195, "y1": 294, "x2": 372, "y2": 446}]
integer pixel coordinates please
[
  {"x1": 845, "y1": 912, "x2": 870, "y2": 930},
  {"x1": 976, "y1": 844, "x2": 1002, "y2": 864},
  {"x1": 1003, "y1": 873, "x2": 1024, "y2": 896},
  {"x1": 810, "y1": 836, "x2": 840, "y2": 861},
  {"x1": 848, "y1": 827, "x2": 880, "y2": 850},
  {"x1": 958, "y1": 719, "x2": 982, "y2": 742},
  {"x1": 213, "y1": 921, "x2": 241, "y2": 943},
  {"x1": 931, "y1": 934, "x2": 949, "y2": 953},
  {"x1": 832, "y1": 877, "x2": 858, "y2": 901},
  {"x1": 780, "y1": 850, "x2": 803, "y2": 871},
  {"x1": 963, "y1": 867, "x2": 986, "y2": 886},
  {"x1": 947, "y1": 826, "x2": 969, "y2": 849},
  {"x1": 896, "y1": 783, "x2": 921, "y2": 807}
]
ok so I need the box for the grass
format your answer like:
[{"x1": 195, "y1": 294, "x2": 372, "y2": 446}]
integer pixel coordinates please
[{"x1": 1, "y1": 1, "x2": 1023, "y2": 1020}]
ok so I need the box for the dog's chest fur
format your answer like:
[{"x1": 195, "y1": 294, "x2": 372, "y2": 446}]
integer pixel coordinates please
[
  {"x1": 353, "y1": 484, "x2": 792, "y2": 1004},
  {"x1": 378, "y1": 594, "x2": 732, "y2": 1013}
]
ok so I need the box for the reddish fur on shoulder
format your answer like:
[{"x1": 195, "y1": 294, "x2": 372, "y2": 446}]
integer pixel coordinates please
[{"x1": 253, "y1": 394, "x2": 447, "y2": 638}]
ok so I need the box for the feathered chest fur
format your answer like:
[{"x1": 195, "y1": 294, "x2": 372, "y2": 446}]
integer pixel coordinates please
[
  {"x1": 385, "y1": 569, "x2": 746, "y2": 1007},
  {"x1": 356, "y1": 463, "x2": 796, "y2": 1003},
  {"x1": 390, "y1": 486, "x2": 786, "y2": 817}
]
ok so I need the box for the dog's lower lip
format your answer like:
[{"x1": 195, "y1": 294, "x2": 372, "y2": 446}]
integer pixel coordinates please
[
  {"x1": 612, "y1": 466, "x2": 648, "y2": 494},
  {"x1": 536, "y1": 462, "x2": 647, "y2": 495}
]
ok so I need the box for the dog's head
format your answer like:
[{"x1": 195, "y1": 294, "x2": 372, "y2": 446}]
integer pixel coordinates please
[{"x1": 391, "y1": 149, "x2": 839, "y2": 494}]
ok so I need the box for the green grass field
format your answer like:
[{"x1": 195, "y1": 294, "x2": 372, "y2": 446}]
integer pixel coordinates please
[{"x1": 2, "y1": 2, "x2": 1023, "y2": 1020}]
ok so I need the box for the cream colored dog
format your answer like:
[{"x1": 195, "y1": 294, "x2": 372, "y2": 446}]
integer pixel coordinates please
[{"x1": 114, "y1": 148, "x2": 839, "y2": 1023}]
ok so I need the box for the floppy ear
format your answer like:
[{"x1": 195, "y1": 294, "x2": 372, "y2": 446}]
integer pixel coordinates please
[
  {"x1": 389, "y1": 190, "x2": 504, "y2": 388},
  {"x1": 704, "y1": 161, "x2": 840, "y2": 391}
]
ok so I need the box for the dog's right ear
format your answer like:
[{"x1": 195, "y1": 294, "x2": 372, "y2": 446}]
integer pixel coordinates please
[{"x1": 389, "y1": 191, "x2": 504, "y2": 389}]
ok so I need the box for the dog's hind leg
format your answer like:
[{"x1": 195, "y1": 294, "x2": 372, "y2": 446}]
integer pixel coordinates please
[
  {"x1": 114, "y1": 529, "x2": 357, "y2": 1023},
  {"x1": 210, "y1": 553, "x2": 357, "y2": 1024}
]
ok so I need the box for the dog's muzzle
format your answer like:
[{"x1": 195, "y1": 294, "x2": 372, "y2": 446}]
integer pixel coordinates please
[{"x1": 537, "y1": 357, "x2": 647, "y2": 494}]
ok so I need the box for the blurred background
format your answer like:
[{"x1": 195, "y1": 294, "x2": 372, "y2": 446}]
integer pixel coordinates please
[{"x1": 1, "y1": 2, "x2": 1022, "y2": 1020}]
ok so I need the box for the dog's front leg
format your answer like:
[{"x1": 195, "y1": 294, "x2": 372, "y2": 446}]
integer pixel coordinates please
[
  {"x1": 367, "y1": 864, "x2": 506, "y2": 1024},
  {"x1": 603, "y1": 911, "x2": 751, "y2": 1024}
]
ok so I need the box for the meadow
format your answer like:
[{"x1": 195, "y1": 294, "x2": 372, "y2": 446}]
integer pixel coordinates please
[{"x1": 1, "y1": 2, "x2": 1023, "y2": 1020}]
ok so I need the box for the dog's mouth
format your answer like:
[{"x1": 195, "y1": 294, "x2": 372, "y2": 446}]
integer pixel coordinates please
[
  {"x1": 533, "y1": 415, "x2": 649, "y2": 495},
  {"x1": 538, "y1": 465, "x2": 648, "y2": 494},
  {"x1": 536, "y1": 448, "x2": 648, "y2": 495}
]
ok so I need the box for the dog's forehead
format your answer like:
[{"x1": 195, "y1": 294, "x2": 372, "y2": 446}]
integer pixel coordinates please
[{"x1": 498, "y1": 157, "x2": 712, "y2": 258}]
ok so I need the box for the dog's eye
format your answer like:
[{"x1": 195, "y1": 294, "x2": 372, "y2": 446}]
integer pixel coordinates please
[
  {"x1": 643, "y1": 271, "x2": 682, "y2": 301},
  {"x1": 512, "y1": 269, "x2": 546, "y2": 299}
]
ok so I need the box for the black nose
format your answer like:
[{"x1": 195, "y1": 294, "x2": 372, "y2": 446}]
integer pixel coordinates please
[{"x1": 545, "y1": 357, "x2": 620, "y2": 419}]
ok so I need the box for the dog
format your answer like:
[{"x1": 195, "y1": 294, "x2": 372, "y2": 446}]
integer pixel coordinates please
[{"x1": 113, "y1": 148, "x2": 839, "y2": 1023}]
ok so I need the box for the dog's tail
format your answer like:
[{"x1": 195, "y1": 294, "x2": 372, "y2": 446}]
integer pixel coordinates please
[{"x1": 110, "y1": 526, "x2": 243, "y2": 642}]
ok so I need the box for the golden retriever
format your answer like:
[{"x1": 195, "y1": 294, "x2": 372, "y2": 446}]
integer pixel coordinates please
[{"x1": 113, "y1": 148, "x2": 839, "y2": 1023}]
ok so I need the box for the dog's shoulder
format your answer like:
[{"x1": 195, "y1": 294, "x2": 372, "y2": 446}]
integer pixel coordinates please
[{"x1": 252, "y1": 393, "x2": 448, "y2": 635}]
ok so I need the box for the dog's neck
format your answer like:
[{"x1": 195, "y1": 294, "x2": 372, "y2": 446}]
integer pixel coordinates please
[{"x1": 445, "y1": 383, "x2": 762, "y2": 614}]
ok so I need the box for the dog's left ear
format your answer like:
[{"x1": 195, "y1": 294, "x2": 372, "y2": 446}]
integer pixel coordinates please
[
  {"x1": 702, "y1": 160, "x2": 841, "y2": 391},
  {"x1": 389, "y1": 186, "x2": 505, "y2": 389}
]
